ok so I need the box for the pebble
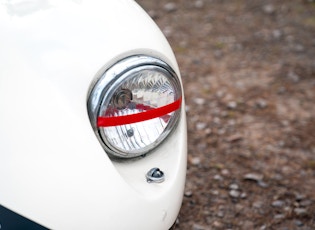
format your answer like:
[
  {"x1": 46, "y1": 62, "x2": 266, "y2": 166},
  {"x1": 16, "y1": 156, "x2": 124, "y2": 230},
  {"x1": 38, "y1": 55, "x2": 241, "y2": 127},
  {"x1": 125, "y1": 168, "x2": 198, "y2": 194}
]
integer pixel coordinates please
[
  {"x1": 196, "y1": 122, "x2": 207, "y2": 130},
  {"x1": 185, "y1": 105, "x2": 190, "y2": 112},
  {"x1": 229, "y1": 183, "x2": 239, "y2": 190},
  {"x1": 255, "y1": 99, "x2": 268, "y2": 109},
  {"x1": 287, "y1": 71, "x2": 300, "y2": 82},
  {"x1": 217, "y1": 128, "x2": 226, "y2": 135},
  {"x1": 243, "y1": 220, "x2": 254, "y2": 229},
  {"x1": 227, "y1": 133, "x2": 243, "y2": 142},
  {"x1": 262, "y1": 4, "x2": 275, "y2": 14},
  {"x1": 194, "y1": 0, "x2": 204, "y2": 9},
  {"x1": 240, "y1": 192, "x2": 247, "y2": 199},
  {"x1": 227, "y1": 101, "x2": 237, "y2": 109},
  {"x1": 294, "y1": 220, "x2": 304, "y2": 227},
  {"x1": 294, "y1": 208, "x2": 308, "y2": 216},
  {"x1": 217, "y1": 210, "x2": 225, "y2": 218},
  {"x1": 253, "y1": 200, "x2": 264, "y2": 209},
  {"x1": 164, "y1": 2, "x2": 177, "y2": 12},
  {"x1": 216, "y1": 90, "x2": 225, "y2": 98},
  {"x1": 205, "y1": 128, "x2": 212, "y2": 135},
  {"x1": 272, "y1": 200, "x2": 285, "y2": 208},
  {"x1": 295, "y1": 193, "x2": 306, "y2": 201},
  {"x1": 211, "y1": 190, "x2": 219, "y2": 195},
  {"x1": 221, "y1": 169, "x2": 230, "y2": 176},
  {"x1": 243, "y1": 173, "x2": 264, "y2": 182},
  {"x1": 274, "y1": 214, "x2": 285, "y2": 219},
  {"x1": 293, "y1": 44, "x2": 305, "y2": 52},
  {"x1": 235, "y1": 204, "x2": 244, "y2": 212},
  {"x1": 162, "y1": 26, "x2": 172, "y2": 37},
  {"x1": 299, "y1": 199, "x2": 312, "y2": 207},
  {"x1": 257, "y1": 180, "x2": 269, "y2": 188},
  {"x1": 212, "y1": 220, "x2": 223, "y2": 228},
  {"x1": 184, "y1": 190, "x2": 193, "y2": 197},
  {"x1": 272, "y1": 29, "x2": 282, "y2": 39},
  {"x1": 190, "y1": 157, "x2": 201, "y2": 166},
  {"x1": 217, "y1": 205, "x2": 225, "y2": 218},
  {"x1": 192, "y1": 223, "x2": 207, "y2": 230},
  {"x1": 213, "y1": 174, "x2": 223, "y2": 181},
  {"x1": 259, "y1": 225, "x2": 267, "y2": 230},
  {"x1": 213, "y1": 117, "x2": 221, "y2": 124},
  {"x1": 194, "y1": 97, "x2": 206, "y2": 105},
  {"x1": 147, "y1": 10, "x2": 158, "y2": 19},
  {"x1": 229, "y1": 189, "x2": 241, "y2": 198}
]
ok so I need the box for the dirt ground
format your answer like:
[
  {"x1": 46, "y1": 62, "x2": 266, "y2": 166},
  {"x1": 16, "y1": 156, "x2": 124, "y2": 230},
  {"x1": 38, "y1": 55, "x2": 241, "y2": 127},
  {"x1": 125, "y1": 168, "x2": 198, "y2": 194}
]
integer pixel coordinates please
[{"x1": 136, "y1": 0, "x2": 315, "y2": 229}]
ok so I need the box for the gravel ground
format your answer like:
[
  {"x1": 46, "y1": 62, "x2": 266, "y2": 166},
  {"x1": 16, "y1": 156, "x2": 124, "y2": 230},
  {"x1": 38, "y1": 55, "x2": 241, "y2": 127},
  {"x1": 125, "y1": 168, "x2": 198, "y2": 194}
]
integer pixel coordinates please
[{"x1": 136, "y1": 0, "x2": 315, "y2": 229}]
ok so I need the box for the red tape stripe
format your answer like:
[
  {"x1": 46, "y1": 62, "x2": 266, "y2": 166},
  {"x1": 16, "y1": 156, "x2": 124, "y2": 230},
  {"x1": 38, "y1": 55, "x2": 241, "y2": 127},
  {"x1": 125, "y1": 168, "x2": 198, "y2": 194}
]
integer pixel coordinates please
[{"x1": 97, "y1": 97, "x2": 182, "y2": 127}]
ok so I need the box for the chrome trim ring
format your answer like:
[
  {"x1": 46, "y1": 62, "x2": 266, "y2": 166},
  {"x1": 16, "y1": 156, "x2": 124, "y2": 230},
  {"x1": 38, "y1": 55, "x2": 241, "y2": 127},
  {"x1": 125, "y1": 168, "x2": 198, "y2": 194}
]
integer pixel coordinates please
[{"x1": 87, "y1": 55, "x2": 182, "y2": 158}]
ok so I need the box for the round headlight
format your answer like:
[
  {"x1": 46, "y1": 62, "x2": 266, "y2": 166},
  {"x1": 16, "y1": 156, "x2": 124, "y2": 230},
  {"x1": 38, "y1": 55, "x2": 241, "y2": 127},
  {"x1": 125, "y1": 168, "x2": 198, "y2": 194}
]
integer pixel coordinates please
[{"x1": 87, "y1": 55, "x2": 182, "y2": 158}]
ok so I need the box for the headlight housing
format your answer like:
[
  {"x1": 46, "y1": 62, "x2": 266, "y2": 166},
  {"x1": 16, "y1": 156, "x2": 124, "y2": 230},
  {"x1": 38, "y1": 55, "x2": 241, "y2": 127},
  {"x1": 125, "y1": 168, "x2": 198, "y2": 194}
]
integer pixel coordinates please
[{"x1": 87, "y1": 55, "x2": 182, "y2": 158}]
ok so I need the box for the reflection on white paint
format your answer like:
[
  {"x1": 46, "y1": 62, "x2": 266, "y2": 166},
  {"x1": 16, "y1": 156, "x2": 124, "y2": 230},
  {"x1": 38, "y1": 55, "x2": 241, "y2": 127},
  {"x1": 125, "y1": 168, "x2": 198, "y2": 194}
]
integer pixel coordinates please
[{"x1": 5, "y1": 0, "x2": 51, "y2": 17}]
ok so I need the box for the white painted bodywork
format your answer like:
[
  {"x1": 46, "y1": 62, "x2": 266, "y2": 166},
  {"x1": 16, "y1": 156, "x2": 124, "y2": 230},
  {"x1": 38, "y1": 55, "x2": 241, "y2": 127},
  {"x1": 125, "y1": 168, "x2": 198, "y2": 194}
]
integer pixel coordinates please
[{"x1": 0, "y1": 0, "x2": 187, "y2": 229}]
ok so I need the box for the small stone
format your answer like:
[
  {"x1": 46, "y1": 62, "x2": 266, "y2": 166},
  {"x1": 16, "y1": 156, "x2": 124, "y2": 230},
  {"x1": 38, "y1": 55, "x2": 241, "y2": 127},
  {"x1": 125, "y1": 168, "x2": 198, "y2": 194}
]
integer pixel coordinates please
[
  {"x1": 192, "y1": 223, "x2": 206, "y2": 230},
  {"x1": 164, "y1": 2, "x2": 177, "y2": 12},
  {"x1": 243, "y1": 220, "x2": 254, "y2": 229},
  {"x1": 162, "y1": 26, "x2": 172, "y2": 37},
  {"x1": 227, "y1": 101, "x2": 237, "y2": 109},
  {"x1": 258, "y1": 180, "x2": 268, "y2": 188},
  {"x1": 216, "y1": 90, "x2": 225, "y2": 98},
  {"x1": 243, "y1": 173, "x2": 264, "y2": 182},
  {"x1": 229, "y1": 190, "x2": 241, "y2": 198},
  {"x1": 227, "y1": 133, "x2": 243, "y2": 142},
  {"x1": 194, "y1": 97, "x2": 206, "y2": 105},
  {"x1": 274, "y1": 214, "x2": 285, "y2": 219},
  {"x1": 194, "y1": 0, "x2": 204, "y2": 8},
  {"x1": 272, "y1": 29, "x2": 282, "y2": 39},
  {"x1": 205, "y1": 128, "x2": 212, "y2": 135},
  {"x1": 256, "y1": 99, "x2": 268, "y2": 109},
  {"x1": 240, "y1": 192, "x2": 247, "y2": 199},
  {"x1": 294, "y1": 220, "x2": 304, "y2": 227},
  {"x1": 229, "y1": 183, "x2": 239, "y2": 190},
  {"x1": 253, "y1": 200, "x2": 264, "y2": 209},
  {"x1": 217, "y1": 210, "x2": 225, "y2": 218},
  {"x1": 212, "y1": 220, "x2": 223, "y2": 228},
  {"x1": 294, "y1": 208, "x2": 308, "y2": 216},
  {"x1": 287, "y1": 71, "x2": 300, "y2": 82},
  {"x1": 221, "y1": 169, "x2": 230, "y2": 176},
  {"x1": 272, "y1": 200, "x2": 285, "y2": 208},
  {"x1": 213, "y1": 117, "x2": 221, "y2": 124},
  {"x1": 295, "y1": 193, "x2": 306, "y2": 201},
  {"x1": 190, "y1": 157, "x2": 201, "y2": 166},
  {"x1": 147, "y1": 10, "x2": 158, "y2": 19},
  {"x1": 175, "y1": 217, "x2": 180, "y2": 225},
  {"x1": 184, "y1": 190, "x2": 193, "y2": 197},
  {"x1": 259, "y1": 225, "x2": 267, "y2": 230},
  {"x1": 211, "y1": 190, "x2": 219, "y2": 195},
  {"x1": 262, "y1": 4, "x2": 275, "y2": 14},
  {"x1": 213, "y1": 174, "x2": 223, "y2": 181},
  {"x1": 217, "y1": 128, "x2": 225, "y2": 135},
  {"x1": 299, "y1": 199, "x2": 312, "y2": 207},
  {"x1": 293, "y1": 44, "x2": 305, "y2": 52},
  {"x1": 196, "y1": 122, "x2": 207, "y2": 130},
  {"x1": 214, "y1": 50, "x2": 223, "y2": 59},
  {"x1": 235, "y1": 204, "x2": 244, "y2": 212}
]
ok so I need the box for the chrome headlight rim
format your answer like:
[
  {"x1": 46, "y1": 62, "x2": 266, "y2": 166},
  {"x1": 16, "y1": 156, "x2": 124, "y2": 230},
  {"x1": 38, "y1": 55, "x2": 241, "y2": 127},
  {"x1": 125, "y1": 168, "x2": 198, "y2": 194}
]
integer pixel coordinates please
[{"x1": 87, "y1": 55, "x2": 182, "y2": 159}]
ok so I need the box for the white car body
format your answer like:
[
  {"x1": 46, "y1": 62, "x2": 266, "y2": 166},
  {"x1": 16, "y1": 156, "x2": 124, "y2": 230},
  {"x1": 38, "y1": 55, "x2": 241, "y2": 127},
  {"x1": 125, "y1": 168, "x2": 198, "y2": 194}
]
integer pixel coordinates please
[{"x1": 0, "y1": 0, "x2": 187, "y2": 229}]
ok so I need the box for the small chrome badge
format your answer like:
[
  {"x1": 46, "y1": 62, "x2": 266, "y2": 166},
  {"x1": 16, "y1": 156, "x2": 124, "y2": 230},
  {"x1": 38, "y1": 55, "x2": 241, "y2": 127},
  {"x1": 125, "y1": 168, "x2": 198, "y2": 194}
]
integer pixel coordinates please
[{"x1": 146, "y1": 167, "x2": 165, "y2": 183}]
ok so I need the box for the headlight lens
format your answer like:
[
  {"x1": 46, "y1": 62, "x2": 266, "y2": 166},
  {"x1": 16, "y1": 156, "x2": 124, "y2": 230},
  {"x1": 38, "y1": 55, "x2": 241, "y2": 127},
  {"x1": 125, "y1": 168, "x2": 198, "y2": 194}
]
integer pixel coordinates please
[{"x1": 87, "y1": 55, "x2": 182, "y2": 158}]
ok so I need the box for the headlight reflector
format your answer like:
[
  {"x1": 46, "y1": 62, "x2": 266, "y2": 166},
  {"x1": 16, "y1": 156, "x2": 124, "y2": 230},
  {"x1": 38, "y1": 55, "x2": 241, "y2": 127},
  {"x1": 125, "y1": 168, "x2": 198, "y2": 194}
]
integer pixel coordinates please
[{"x1": 87, "y1": 56, "x2": 182, "y2": 158}]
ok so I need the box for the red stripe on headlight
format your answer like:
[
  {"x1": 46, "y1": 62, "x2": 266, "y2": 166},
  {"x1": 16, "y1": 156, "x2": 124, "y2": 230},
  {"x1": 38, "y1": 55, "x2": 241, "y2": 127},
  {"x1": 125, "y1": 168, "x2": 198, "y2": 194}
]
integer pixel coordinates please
[{"x1": 97, "y1": 97, "x2": 182, "y2": 127}]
